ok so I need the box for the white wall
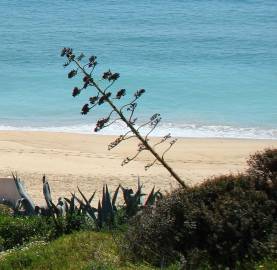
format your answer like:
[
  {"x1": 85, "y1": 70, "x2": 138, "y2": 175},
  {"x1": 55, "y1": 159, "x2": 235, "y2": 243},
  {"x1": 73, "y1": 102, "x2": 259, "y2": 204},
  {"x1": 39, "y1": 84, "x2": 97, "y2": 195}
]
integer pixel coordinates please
[{"x1": 0, "y1": 178, "x2": 21, "y2": 206}]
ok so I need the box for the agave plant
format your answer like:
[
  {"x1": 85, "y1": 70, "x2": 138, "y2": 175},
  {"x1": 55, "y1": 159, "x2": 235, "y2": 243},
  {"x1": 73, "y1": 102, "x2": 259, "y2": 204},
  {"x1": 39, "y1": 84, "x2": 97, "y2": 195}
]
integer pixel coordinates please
[
  {"x1": 8, "y1": 174, "x2": 163, "y2": 231},
  {"x1": 121, "y1": 178, "x2": 163, "y2": 217},
  {"x1": 74, "y1": 185, "x2": 120, "y2": 229}
]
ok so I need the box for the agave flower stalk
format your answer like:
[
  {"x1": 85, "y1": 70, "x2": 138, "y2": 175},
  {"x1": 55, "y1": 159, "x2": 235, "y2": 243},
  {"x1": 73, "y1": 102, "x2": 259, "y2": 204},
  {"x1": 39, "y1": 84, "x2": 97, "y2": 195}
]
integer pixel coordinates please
[{"x1": 60, "y1": 48, "x2": 186, "y2": 188}]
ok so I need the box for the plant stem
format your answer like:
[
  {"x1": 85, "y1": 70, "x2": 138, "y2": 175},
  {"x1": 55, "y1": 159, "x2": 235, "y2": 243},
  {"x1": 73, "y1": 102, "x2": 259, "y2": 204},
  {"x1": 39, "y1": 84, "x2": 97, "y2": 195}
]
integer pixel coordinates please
[{"x1": 74, "y1": 60, "x2": 187, "y2": 188}]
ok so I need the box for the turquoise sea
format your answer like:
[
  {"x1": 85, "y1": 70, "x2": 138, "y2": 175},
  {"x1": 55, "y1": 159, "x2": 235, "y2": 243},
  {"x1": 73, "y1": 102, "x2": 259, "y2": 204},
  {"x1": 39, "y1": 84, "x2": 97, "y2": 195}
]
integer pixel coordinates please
[{"x1": 0, "y1": 0, "x2": 276, "y2": 139}]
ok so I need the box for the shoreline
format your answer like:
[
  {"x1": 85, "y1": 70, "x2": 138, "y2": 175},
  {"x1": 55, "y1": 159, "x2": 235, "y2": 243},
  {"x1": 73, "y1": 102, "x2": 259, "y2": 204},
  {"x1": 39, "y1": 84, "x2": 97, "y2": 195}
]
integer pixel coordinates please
[
  {"x1": 0, "y1": 130, "x2": 277, "y2": 205},
  {"x1": 0, "y1": 123, "x2": 276, "y2": 140}
]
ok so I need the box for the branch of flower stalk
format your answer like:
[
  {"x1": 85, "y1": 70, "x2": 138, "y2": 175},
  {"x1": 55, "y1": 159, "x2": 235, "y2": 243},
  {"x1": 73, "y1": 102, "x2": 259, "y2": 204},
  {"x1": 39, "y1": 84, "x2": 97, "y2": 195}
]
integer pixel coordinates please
[
  {"x1": 127, "y1": 105, "x2": 135, "y2": 121},
  {"x1": 121, "y1": 147, "x2": 146, "y2": 166},
  {"x1": 108, "y1": 134, "x2": 137, "y2": 150},
  {"x1": 107, "y1": 109, "x2": 116, "y2": 119},
  {"x1": 137, "y1": 119, "x2": 154, "y2": 132},
  {"x1": 145, "y1": 117, "x2": 161, "y2": 141},
  {"x1": 145, "y1": 158, "x2": 158, "y2": 171},
  {"x1": 104, "y1": 118, "x2": 121, "y2": 128},
  {"x1": 119, "y1": 97, "x2": 139, "y2": 114},
  {"x1": 104, "y1": 81, "x2": 115, "y2": 93},
  {"x1": 162, "y1": 139, "x2": 178, "y2": 161},
  {"x1": 152, "y1": 133, "x2": 171, "y2": 148}
]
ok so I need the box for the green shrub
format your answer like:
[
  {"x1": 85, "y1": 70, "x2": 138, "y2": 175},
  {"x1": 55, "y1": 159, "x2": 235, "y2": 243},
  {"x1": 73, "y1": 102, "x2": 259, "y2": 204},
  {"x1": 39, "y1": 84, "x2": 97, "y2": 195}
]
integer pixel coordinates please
[
  {"x1": 0, "y1": 215, "x2": 53, "y2": 250},
  {"x1": 0, "y1": 231, "x2": 163, "y2": 270},
  {"x1": 0, "y1": 230, "x2": 275, "y2": 270},
  {"x1": 247, "y1": 148, "x2": 277, "y2": 200},
  {"x1": 247, "y1": 148, "x2": 277, "y2": 180},
  {"x1": 52, "y1": 212, "x2": 93, "y2": 237},
  {"x1": 0, "y1": 211, "x2": 96, "y2": 251},
  {"x1": 124, "y1": 174, "x2": 277, "y2": 268}
]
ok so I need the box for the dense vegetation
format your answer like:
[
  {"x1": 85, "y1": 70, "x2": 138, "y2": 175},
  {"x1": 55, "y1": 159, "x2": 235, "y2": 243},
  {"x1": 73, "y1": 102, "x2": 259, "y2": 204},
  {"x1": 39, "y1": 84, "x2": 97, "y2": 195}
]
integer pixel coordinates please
[
  {"x1": 0, "y1": 215, "x2": 54, "y2": 251},
  {"x1": 0, "y1": 231, "x2": 276, "y2": 270},
  {"x1": 0, "y1": 231, "x2": 157, "y2": 270},
  {"x1": 124, "y1": 149, "x2": 277, "y2": 269},
  {"x1": 0, "y1": 148, "x2": 276, "y2": 269}
]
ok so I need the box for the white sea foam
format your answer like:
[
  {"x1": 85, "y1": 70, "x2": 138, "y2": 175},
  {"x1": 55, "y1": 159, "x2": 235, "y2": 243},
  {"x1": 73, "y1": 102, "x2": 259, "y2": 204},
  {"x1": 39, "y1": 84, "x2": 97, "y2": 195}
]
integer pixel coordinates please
[{"x1": 0, "y1": 122, "x2": 276, "y2": 140}]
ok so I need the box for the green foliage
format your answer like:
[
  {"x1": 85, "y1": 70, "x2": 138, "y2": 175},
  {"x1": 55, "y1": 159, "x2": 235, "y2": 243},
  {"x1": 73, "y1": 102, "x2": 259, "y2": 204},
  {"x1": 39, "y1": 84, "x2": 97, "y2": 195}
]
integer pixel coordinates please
[
  {"x1": 0, "y1": 231, "x2": 167, "y2": 270},
  {"x1": 253, "y1": 258, "x2": 277, "y2": 270},
  {"x1": 0, "y1": 230, "x2": 274, "y2": 270},
  {"x1": 125, "y1": 174, "x2": 277, "y2": 268},
  {"x1": 47, "y1": 194, "x2": 92, "y2": 237},
  {"x1": 0, "y1": 215, "x2": 53, "y2": 251},
  {"x1": 247, "y1": 148, "x2": 277, "y2": 180},
  {"x1": 50, "y1": 213, "x2": 91, "y2": 238},
  {"x1": 0, "y1": 174, "x2": 163, "y2": 250},
  {"x1": 247, "y1": 148, "x2": 277, "y2": 196}
]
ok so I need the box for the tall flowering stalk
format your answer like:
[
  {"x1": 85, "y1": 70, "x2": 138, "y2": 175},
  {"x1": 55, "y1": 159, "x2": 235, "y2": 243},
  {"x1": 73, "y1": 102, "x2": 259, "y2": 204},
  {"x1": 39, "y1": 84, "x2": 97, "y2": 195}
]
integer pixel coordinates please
[{"x1": 61, "y1": 48, "x2": 186, "y2": 188}]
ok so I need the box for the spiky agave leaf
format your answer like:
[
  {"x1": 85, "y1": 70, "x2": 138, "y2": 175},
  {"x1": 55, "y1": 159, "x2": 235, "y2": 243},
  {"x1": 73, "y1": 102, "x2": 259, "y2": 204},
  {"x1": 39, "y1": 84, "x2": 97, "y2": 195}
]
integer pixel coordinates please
[
  {"x1": 155, "y1": 190, "x2": 163, "y2": 200},
  {"x1": 121, "y1": 186, "x2": 133, "y2": 206},
  {"x1": 68, "y1": 193, "x2": 78, "y2": 214},
  {"x1": 105, "y1": 185, "x2": 113, "y2": 214},
  {"x1": 12, "y1": 173, "x2": 35, "y2": 215},
  {"x1": 88, "y1": 191, "x2": 96, "y2": 204},
  {"x1": 97, "y1": 200, "x2": 102, "y2": 229},
  {"x1": 120, "y1": 186, "x2": 138, "y2": 217},
  {"x1": 134, "y1": 181, "x2": 145, "y2": 206},
  {"x1": 77, "y1": 186, "x2": 96, "y2": 207},
  {"x1": 75, "y1": 189, "x2": 97, "y2": 221},
  {"x1": 135, "y1": 176, "x2": 139, "y2": 193},
  {"x1": 112, "y1": 185, "x2": 120, "y2": 211},
  {"x1": 144, "y1": 187, "x2": 163, "y2": 206},
  {"x1": 101, "y1": 185, "x2": 106, "y2": 221},
  {"x1": 132, "y1": 177, "x2": 146, "y2": 206},
  {"x1": 98, "y1": 185, "x2": 106, "y2": 227},
  {"x1": 69, "y1": 195, "x2": 83, "y2": 211},
  {"x1": 120, "y1": 178, "x2": 149, "y2": 217},
  {"x1": 48, "y1": 200, "x2": 61, "y2": 216},
  {"x1": 144, "y1": 186, "x2": 155, "y2": 206},
  {"x1": 101, "y1": 185, "x2": 114, "y2": 226},
  {"x1": 42, "y1": 175, "x2": 52, "y2": 207}
]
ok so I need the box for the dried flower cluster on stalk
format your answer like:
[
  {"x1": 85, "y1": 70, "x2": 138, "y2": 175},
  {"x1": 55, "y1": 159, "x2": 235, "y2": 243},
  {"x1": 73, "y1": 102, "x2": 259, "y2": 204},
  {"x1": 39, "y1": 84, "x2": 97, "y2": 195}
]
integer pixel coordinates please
[{"x1": 60, "y1": 48, "x2": 186, "y2": 187}]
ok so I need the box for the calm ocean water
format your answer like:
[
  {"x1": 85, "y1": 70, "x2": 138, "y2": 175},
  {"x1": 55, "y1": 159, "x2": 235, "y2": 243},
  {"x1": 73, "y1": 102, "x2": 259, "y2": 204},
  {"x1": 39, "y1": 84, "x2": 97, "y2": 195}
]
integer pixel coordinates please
[{"x1": 0, "y1": 0, "x2": 276, "y2": 139}]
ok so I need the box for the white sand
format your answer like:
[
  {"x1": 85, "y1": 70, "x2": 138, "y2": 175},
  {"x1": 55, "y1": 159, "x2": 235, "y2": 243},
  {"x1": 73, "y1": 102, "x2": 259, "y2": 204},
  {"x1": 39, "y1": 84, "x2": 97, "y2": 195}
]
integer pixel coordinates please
[{"x1": 0, "y1": 131, "x2": 276, "y2": 205}]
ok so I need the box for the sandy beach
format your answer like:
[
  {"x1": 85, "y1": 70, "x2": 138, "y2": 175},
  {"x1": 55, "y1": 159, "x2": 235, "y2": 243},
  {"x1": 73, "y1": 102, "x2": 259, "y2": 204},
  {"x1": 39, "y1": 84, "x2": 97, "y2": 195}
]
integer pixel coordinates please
[{"x1": 0, "y1": 131, "x2": 276, "y2": 205}]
